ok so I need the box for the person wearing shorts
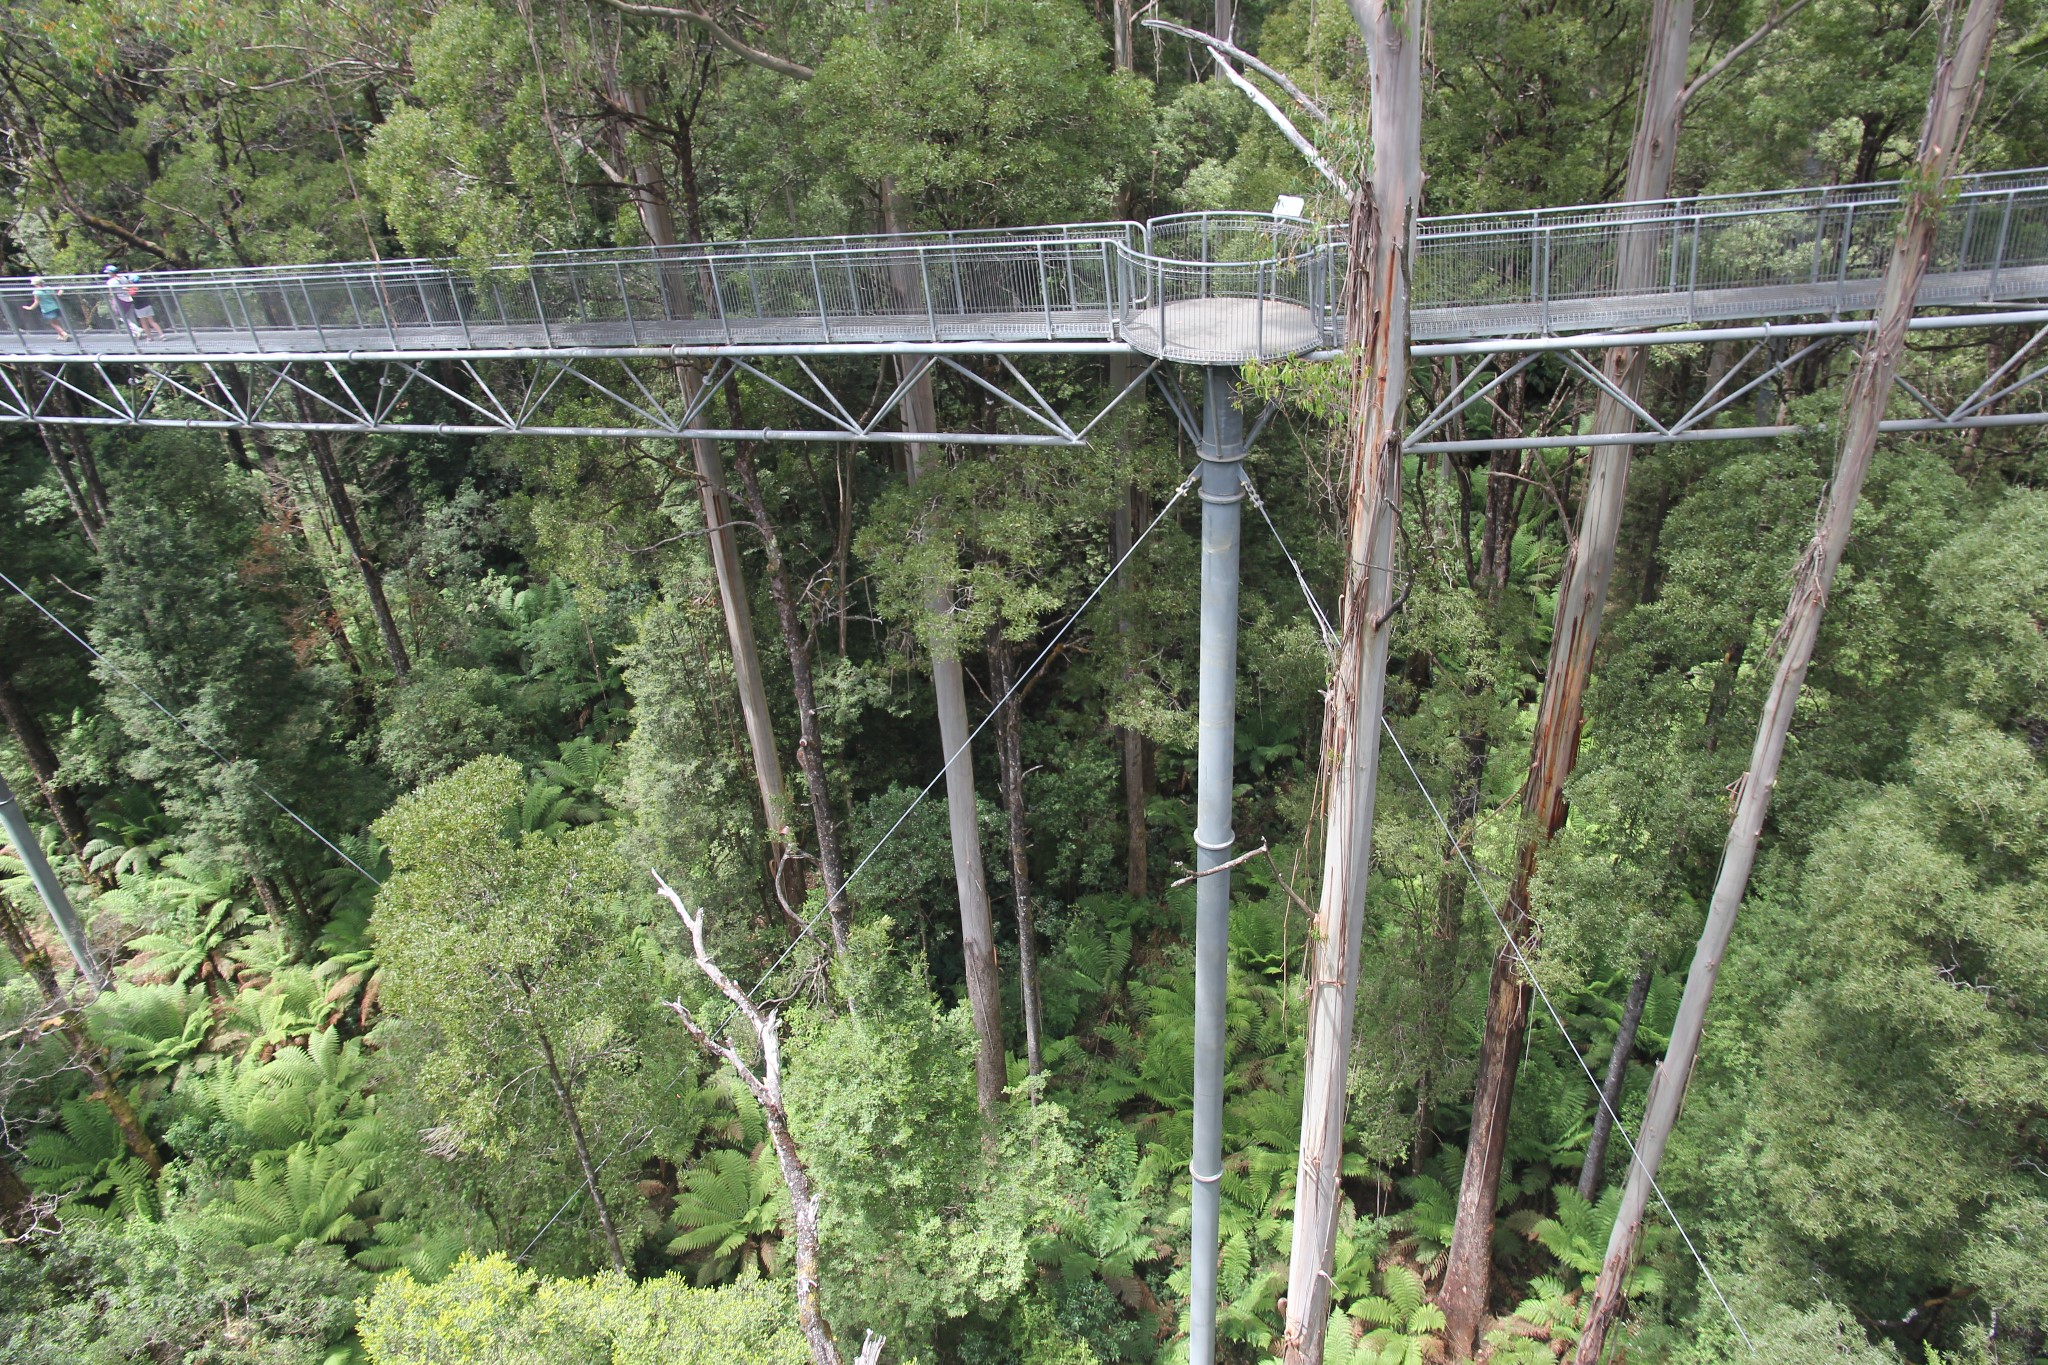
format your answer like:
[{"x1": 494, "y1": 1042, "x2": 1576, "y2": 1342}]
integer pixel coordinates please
[
  {"x1": 126, "y1": 277, "x2": 165, "y2": 341},
  {"x1": 19, "y1": 277, "x2": 70, "y2": 341}
]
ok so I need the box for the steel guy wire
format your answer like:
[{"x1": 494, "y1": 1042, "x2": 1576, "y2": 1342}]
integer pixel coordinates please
[
  {"x1": 515, "y1": 1123, "x2": 654, "y2": 1264},
  {"x1": 1243, "y1": 500, "x2": 1755, "y2": 1352},
  {"x1": 712, "y1": 461, "x2": 1202, "y2": 1034},
  {"x1": 0, "y1": 565, "x2": 384, "y2": 887}
]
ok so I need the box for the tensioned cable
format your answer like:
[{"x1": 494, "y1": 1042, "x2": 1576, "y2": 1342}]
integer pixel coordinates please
[
  {"x1": 713, "y1": 462, "x2": 1202, "y2": 1032},
  {"x1": 0, "y1": 567, "x2": 384, "y2": 887},
  {"x1": 1241, "y1": 473, "x2": 1754, "y2": 1352}
]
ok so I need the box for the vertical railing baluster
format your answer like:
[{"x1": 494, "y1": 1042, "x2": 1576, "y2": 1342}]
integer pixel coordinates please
[
  {"x1": 1989, "y1": 188, "x2": 2017, "y2": 297},
  {"x1": 531, "y1": 272, "x2": 553, "y2": 346},
  {"x1": 809, "y1": 252, "x2": 832, "y2": 342},
  {"x1": 616, "y1": 263, "x2": 639, "y2": 345},
  {"x1": 919, "y1": 247, "x2": 937, "y2": 341},
  {"x1": 1687, "y1": 213, "x2": 1701, "y2": 324},
  {"x1": 1836, "y1": 202, "x2": 1856, "y2": 313},
  {"x1": 1038, "y1": 242, "x2": 1053, "y2": 338},
  {"x1": 1538, "y1": 227, "x2": 1551, "y2": 333},
  {"x1": 708, "y1": 252, "x2": 732, "y2": 344},
  {"x1": 301, "y1": 280, "x2": 327, "y2": 349}
]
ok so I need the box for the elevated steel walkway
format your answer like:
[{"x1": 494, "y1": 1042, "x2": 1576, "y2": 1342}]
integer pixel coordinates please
[{"x1": 6, "y1": 168, "x2": 2047, "y2": 366}]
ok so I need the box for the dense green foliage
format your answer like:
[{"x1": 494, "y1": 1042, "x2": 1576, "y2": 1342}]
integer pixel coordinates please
[{"x1": 2, "y1": 0, "x2": 2045, "y2": 1362}]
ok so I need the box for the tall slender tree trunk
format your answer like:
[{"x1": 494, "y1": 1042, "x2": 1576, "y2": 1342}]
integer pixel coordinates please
[
  {"x1": 44, "y1": 387, "x2": 110, "y2": 528},
  {"x1": 0, "y1": 889, "x2": 159, "y2": 1172},
  {"x1": 1438, "y1": 2, "x2": 1695, "y2": 1349},
  {"x1": 881, "y1": 179, "x2": 1007, "y2": 1116},
  {"x1": 988, "y1": 633, "x2": 1044, "y2": 1079},
  {"x1": 1576, "y1": 962, "x2": 1652, "y2": 1200},
  {"x1": 906, "y1": 419, "x2": 1008, "y2": 1117},
  {"x1": 0, "y1": 669, "x2": 96, "y2": 877},
  {"x1": 729, "y1": 432, "x2": 853, "y2": 952},
  {"x1": 1280, "y1": 3, "x2": 1422, "y2": 1357},
  {"x1": 36, "y1": 422, "x2": 99, "y2": 550},
  {"x1": 609, "y1": 86, "x2": 799, "y2": 885},
  {"x1": 1574, "y1": 5, "x2": 2004, "y2": 1356},
  {"x1": 290, "y1": 403, "x2": 411, "y2": 682}
]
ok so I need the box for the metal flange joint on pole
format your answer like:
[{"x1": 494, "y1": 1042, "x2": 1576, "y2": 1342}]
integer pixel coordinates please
[{"x1": 1188, "y1": 364, "x2": 1247, "y2": 1365}]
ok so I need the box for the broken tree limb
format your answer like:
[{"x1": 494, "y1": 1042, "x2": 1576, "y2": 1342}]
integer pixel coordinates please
[
  {"x1": 653, "y1": 872, "x2": 848, "y2": 1365},
  {"x1": 1140, "y1": 19, "x2": 1335, "y2": 124}
]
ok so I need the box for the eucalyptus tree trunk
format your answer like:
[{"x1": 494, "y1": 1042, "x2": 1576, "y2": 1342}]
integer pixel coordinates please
[
  {"x1": 1573, "y1": 3, "x2": 2004, "y2": 1356},
  {"x1": 880, "y1": 179, "x2": 1007, "y2": 1117},
  {"x1": 730, "y1": 432, "x2": 853, "y2": 952},
  {"x1": 1279, "y1": 1, "x2": 1421, "y2": 1357},
  {"x1": 988, "y1": 633, "x2": 1044, "y2": 1079},
  {"x1": 1437, "y1": 0, "x2": 1695, "y2": 1349},
  {"x1": 36, "y1": 422, "x2": 99, "y2": 550},
  {"x1": 610, "y1": 86, "x2": 798, "y2": 887},
  {"x1": 901, "y1": 407, "x2": 1008, "y2": 1117},
  {"x1": 1109, "y1": 431, "x2": 1152, "y2": 899}
]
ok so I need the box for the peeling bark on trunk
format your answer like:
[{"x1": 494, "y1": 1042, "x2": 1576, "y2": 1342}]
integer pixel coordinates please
[
  {"x1": 1280, "y1": 2, "x2": 1422, "y2": 1356},
  {"x1": 1438, "y1": 2, "x2": 1695, "y2": 1349},
  {"x1": 988, "y1": 633, "x2": 1044, "y2": 1079},
  {"x1": 0, "y1": 890, "x2": 161, "y2": 1174},
  {"x1": 1572, "y1": 2, "x2": 2005, "y2": 1355},
  {"x1": 730, "y1": 430, "x2": 853, "y2": 953},
  {"x1": 1576, "y1": 961, "x2": 1651, "y2": 1200}
]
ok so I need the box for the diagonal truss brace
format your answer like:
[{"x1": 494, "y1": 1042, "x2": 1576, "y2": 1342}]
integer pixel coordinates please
[
  {"x1": 0, "y1": 352, "x2": 1158, "y2": 447},
  {"x1": 1403, "y1": 330, "x2": 2048, "y2": 453}
]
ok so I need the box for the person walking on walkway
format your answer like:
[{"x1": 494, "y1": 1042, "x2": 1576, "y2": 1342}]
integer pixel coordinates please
[
  {"x1": 19, "y1": 277, "x2": 71, "y2": 341},
  {"x1": 102, "y1": 265, "x2": 142, "y2": 338},
  {"x1": 124, "y1": 273, "x2": 166, "y2": 341}
]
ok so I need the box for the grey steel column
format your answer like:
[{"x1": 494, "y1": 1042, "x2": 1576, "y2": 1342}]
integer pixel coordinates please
[
  {"x1": 0, "y1": 770, "x2": 105, "y2": 990},
  {"x1": 1189, "y1": 364, "x2": 1246, "y2": 1365}
]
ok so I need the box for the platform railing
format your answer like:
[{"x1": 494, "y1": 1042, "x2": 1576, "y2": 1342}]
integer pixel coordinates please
[{"x1": 7, "y1": 168, "x2": 2048, "y2": 362}]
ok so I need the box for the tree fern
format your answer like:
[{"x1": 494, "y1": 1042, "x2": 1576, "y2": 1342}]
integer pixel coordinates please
[
  {"x1": 208, "y1": 1136, "x2": 381, "y2": 1250},
  {"x1": 87, "y1": 982, "x2": 214, "y2": 1075},
  {"x1": 21, "y1": 1097, "x2": 158, "y2": 1220},
  {"x1": 666, "y1": 1147, "x2": 787, "y2": 1284}
]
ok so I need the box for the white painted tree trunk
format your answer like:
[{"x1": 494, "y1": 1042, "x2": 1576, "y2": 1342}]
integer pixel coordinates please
[
  {"x1": 1279, "y1": 2, "x2": 1421, "y2": 1358},
  {"x1": 1572, "y1": 1, "x2": 2005, "y2": 1356}
]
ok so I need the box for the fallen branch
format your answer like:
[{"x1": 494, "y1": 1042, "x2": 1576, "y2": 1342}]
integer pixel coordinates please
[{"x1": 1141, "y1": 19, "x2": 1333, "y2": 125}]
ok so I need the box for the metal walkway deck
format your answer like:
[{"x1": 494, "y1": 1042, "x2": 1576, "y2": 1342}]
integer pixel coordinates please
[{"x1": 6, "y1": 168, "x2": 2047, "y2": 365}]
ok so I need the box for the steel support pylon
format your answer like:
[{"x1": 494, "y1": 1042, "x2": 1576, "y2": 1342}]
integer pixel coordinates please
[
  {"x1": 0, "y1": 770, "x2": 105, "y2": 991},
  {"x1": 1189, "y1": 365, "x2": 1246, "y2": 1365}
]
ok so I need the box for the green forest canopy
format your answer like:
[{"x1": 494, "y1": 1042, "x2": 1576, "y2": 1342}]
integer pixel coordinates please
[{"x1": 0, "y1": 0, "x2": 2044, "y2": 1362}]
